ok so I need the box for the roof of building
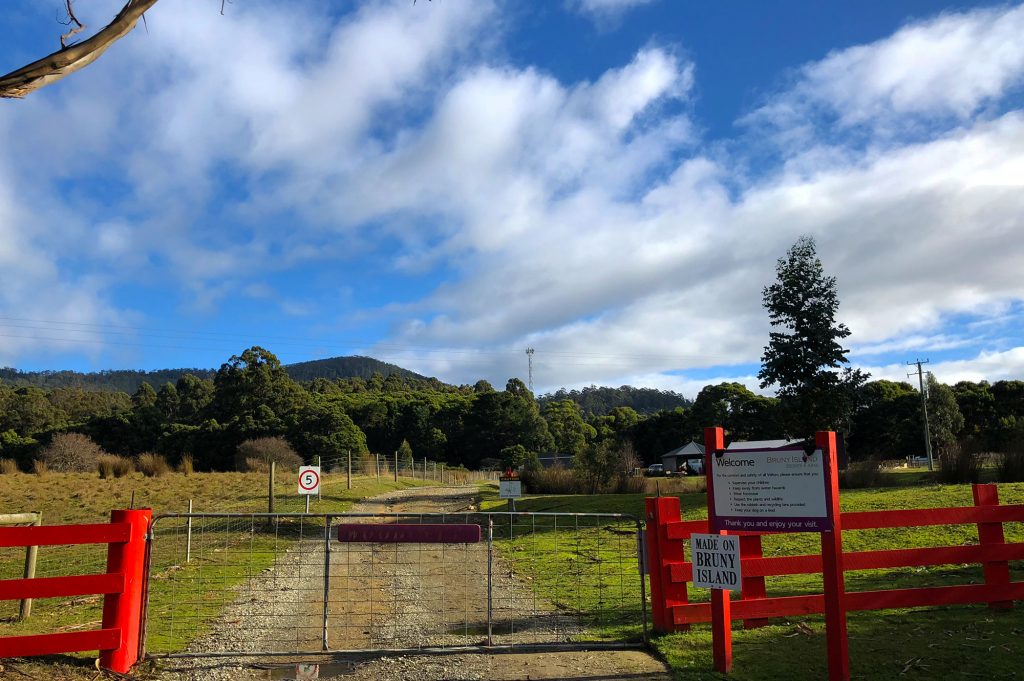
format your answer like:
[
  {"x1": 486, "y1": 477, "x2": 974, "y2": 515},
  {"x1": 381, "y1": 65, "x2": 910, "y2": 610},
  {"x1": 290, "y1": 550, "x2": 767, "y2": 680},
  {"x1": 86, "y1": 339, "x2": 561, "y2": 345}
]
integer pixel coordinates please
[{"x1": 662, "y1": 441, "x2": 705, "y2": 460}]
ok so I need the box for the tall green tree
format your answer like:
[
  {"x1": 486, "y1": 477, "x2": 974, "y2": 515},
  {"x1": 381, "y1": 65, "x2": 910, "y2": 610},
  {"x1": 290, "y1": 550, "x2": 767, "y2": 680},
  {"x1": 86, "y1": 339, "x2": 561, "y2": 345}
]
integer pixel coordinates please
[
  {"x1": 542, "y1": 399, "x2": 594, "y2": 457},
  {"x1": 758, "y1": 236, "x2": 867, "y2": 438},
  {"x1": 926, "y1": 374, "x2": 964, "y2": 452}
]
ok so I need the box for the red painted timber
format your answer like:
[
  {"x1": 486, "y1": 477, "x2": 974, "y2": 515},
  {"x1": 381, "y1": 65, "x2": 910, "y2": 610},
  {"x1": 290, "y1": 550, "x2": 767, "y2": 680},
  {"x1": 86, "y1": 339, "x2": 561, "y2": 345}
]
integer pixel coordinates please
[
  {"x1": 665, "y1": 505, "x2": 1024, "y2": 541},
  {"x1": 672, "y1": 582, "x2": 1024, "y2": 625},
  {"x1": 0, "y1": 523, "x2": 130, "y2": 548},
  {"x1": 842, "y1": 505, "x2": 1024, "y2": 530},
  {"x1": 337, "y1": 523, "x2": 481, "y2": 544},
  {"x1": 0, "y1": 628, "x2": 121, "y2": 658},
  {"x1": 669, "y1": 543, "x2": 1024, "y2": 582},
  {"x1": 0, "y1": 573, "x2": 124, "y2": 600}
]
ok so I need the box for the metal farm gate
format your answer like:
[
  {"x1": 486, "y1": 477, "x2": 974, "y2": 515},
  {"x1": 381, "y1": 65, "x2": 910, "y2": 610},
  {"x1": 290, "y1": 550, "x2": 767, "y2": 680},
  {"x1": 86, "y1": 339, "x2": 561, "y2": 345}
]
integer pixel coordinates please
[{"x1": 142, "y1": 511, "x2": 647, "y2": 659}]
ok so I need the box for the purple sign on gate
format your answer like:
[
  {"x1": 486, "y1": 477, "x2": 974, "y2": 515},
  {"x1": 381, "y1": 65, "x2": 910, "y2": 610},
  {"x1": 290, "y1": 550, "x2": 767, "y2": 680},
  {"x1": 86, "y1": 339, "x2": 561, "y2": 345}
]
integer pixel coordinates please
[
  {"x1": 709, "y1": 444, "x2": 833, "y2": 533},
  {"x1": 336, "y1": 523, "x2": 481, "y2": 544}
]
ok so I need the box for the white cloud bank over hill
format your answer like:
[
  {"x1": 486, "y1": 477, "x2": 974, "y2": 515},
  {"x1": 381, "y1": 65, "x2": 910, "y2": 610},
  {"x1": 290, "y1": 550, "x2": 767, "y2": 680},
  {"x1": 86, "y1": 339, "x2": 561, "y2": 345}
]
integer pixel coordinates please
[{"x1": 0, "y1": 1, "x2": 1022, "y2": 393}]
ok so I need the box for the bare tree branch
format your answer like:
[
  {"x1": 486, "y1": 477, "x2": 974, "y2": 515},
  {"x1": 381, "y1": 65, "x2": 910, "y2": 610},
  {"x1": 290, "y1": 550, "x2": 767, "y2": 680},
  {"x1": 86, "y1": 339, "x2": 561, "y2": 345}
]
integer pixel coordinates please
[
  {"x1": 0, "y1": 0, "x2": 160, "y2": 99},
  {"x1": 59, "y1": 0, "x2": 87, "y2": 49}
]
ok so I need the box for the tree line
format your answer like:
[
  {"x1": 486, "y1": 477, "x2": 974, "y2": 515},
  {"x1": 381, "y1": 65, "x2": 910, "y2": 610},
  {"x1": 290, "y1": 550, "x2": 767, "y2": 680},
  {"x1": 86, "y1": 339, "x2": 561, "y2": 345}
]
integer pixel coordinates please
[{"x1": 1, "y1": 343, "x2": 1021, "y2": 472}]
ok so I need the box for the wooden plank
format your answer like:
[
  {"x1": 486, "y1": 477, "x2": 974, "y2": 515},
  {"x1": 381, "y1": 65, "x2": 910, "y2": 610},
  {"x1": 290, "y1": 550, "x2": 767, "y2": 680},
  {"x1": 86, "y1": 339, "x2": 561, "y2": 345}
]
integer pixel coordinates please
[
  {"x1": 671, "y1": 582, "x2": 1024, "y2": 624},
  {"x1": 668, "y1": 543, "x2": 1024, "y2": 583},
  {"x1": 0, "y1": 573, "x2": 124, "y2": 601},
  {"x1": 843, "y1": 505, "x2": 1024, "y2": 530},
  {"x1": 847, "y1": 582, "x2": 1024, "y2": 612},
  {"x1": 0, "y1": 628, "x2": 121, "y2": 657},
  {"x1": 0, "y1": 523, "x2": 130, "y2": 548},
  {"x1": 336, "y1": 523, "x2": 481, "y2": 544}
]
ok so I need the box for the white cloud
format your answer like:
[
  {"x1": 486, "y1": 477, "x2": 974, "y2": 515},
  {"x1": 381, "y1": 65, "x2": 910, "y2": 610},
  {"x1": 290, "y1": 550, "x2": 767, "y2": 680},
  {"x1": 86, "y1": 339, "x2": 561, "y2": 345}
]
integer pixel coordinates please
[
  {"x1": 866, "y1": 347, "x2": 1024, "y2": 385},
  {"x1": 749, "y1": 4, "x2": 1024, "y2": 133},
  {"x1": 569, "y1": 0, "x2": 657, "y2": 25}
]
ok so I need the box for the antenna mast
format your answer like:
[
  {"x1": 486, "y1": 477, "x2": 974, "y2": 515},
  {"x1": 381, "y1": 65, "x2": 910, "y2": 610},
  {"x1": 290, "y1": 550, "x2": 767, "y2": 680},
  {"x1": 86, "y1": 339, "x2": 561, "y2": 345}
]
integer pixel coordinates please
[{"x1": 525, "y1": 347, "x2": 535, "y2": 392}]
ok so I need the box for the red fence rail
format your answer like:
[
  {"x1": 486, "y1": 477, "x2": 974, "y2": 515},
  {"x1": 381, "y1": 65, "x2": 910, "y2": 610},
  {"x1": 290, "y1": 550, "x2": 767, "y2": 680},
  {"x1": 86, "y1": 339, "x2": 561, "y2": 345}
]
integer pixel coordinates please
[
  {"x1": 646, "y1": 484, "x2": 1023, "y2": 631},
  {"x1": 0, "y1": 509, "x2": 150, "y2": 673}
]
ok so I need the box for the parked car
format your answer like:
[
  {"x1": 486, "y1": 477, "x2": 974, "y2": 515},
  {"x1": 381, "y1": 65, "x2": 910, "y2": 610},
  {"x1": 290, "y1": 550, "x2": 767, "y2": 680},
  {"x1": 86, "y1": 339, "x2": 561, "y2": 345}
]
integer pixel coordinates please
[{"x1": 646, "y1": 463, "x2": 666, "y2": 477}]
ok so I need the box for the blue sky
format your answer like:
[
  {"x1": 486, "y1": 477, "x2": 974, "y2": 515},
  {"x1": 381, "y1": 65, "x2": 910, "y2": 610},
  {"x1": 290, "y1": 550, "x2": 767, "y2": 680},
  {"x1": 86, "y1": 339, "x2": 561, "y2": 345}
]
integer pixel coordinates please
[{"x1": 1, "y1": 0, "x2": 1023, "y2": 395}]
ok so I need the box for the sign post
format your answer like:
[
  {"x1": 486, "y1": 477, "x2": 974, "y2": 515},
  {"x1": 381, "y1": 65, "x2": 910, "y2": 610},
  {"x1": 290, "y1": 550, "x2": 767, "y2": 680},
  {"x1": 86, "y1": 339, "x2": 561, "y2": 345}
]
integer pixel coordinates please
[
  {"x1": 704, "y1": 426, "x2": 848, "y2": 680},
  {"x1": 298, "y1": 465, "x2": 321, "y2": 514},
  {"x1": 499, "y1": 471, "x2": 522, "y2": 512}
]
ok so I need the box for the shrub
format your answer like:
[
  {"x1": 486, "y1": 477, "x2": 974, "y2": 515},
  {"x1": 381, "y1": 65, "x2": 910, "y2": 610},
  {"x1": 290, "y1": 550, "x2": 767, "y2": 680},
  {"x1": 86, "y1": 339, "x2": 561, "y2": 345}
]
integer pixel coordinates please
[
  {"x1": 936, "y1": 442, "x2": 981, "y2": 484},
  {"x1": 98, "y1": 454, "x2": 134, "y2": 479},
  {"x1": 32, "y1": 459, "x2": 48, "y2": 476},
  {"x1": 0, "y1": 458, "x2": 19, "y2": 475},
  {"x1": 244, "y1": 457, "x2": 269, "y2": 473},
  {"x1": 839, "y1": 460, "x2": 883, "y2": 489},
  {"x1": 137, "y1": 452, "x2": 170, "y2": 478},
  {"x1": 235, "y1": 437, "x2": 303, "y2": 472},
  {"x1": 521, "y1": 466, "x2": 579, "y2": 494},
  {"x1": 39, "y1": 433, "x2": 106, "y2": 472},
  {"x1": 178, "y1": 454, "x2": 195, "y2": 476}
]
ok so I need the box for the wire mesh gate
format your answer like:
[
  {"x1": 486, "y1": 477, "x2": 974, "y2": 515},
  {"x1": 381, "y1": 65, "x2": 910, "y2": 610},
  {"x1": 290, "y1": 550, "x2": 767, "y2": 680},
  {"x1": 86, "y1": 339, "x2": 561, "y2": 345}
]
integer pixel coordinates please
[{"x1": 143, "y1": 511, "x2": 647, "y2": 659}]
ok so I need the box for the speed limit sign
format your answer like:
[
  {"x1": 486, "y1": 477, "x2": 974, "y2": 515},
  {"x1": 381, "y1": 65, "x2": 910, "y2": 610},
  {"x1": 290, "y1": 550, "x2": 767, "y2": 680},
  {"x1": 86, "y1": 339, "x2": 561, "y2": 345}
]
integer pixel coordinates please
[{"x1": 298, "y1": 466, "x2": 321, "y2": 496}]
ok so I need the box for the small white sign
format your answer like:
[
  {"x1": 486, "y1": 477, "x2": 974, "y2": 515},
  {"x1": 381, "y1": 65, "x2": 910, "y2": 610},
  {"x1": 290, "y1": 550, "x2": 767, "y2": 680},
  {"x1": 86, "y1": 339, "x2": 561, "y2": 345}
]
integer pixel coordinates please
[
  {"x1": 499, "y1": 479, "x2": 522, "y2": 499},
  {"x1": 691, "y1": 533, "x2": 741, "y2": 591},
  {"x1": 296, "y1": 663, "x2": 319, "y2": 680},
  {"x1": 298, "y1": 466, "x2": 321, "y2": 496}
]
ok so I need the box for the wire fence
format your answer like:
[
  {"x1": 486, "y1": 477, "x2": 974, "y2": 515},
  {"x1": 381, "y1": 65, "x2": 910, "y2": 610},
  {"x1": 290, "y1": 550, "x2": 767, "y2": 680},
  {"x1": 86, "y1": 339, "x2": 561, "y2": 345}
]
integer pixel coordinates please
[
  {"x1": 144, "y1": 511, "x2": 647, "y2": 657},
  {"x1": 315, "y1": 453, "x2": 499, "y2": 486}
]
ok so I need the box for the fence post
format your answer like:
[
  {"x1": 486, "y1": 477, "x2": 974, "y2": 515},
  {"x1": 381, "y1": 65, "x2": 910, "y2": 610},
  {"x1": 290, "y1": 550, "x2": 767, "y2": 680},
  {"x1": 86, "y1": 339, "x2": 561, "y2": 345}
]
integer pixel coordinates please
[
  {"x1": 99, "y1": 508, "x2": 151, "y2": 674},
  {"x1": 347, "y1": 449, "x2": 352, "y2": 490},
  {"x1": 704, "y1": 426, "x2": 732, "y2": 673},
  {"x1": 739, "y1": 534, "x2": 768, "y2": 629},
  {"x1": 973, "y1": 483, "x2": 1012, "y2": 610},
  {"x1": 394, "y1": 451, "x2": 398, "y2": 482},
  {"x1": 644, "y1": 496, "x2": 688, "y2": 632},
  {"x1": 818, "y1": 430, "x2": 850, "y2": 681},
  {"x1": 185, "y1": 501, "x2": 192, "y2": 564},
  {"x1": 18, "y1": 512, "x2": 41, "y2": 620}
]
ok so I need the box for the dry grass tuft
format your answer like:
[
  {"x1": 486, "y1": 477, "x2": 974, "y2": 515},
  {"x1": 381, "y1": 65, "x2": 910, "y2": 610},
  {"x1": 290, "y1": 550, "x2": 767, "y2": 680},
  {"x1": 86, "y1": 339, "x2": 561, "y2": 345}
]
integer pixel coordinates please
[
  {"x1": 137, "y1": 452, "x2": 170, "y2": 478},
  {"x1": 98, "y1": 454, "x2": 134, "y2": 479},
  {"x1": 177, "y1": 454, "x2": 195, "y2": 476},
  {"x1": 0, "y1": 458, "x2": 19, "y2": 475}
]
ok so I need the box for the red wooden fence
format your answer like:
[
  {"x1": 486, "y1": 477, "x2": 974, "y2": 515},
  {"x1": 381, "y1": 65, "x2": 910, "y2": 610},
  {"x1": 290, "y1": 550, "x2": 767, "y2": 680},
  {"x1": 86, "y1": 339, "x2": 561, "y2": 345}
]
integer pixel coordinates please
[
  {"x1": 646, "y1": 484, "x2": 1024, "y2": 631},
  {"x1": 0, "y1": 509, "x2": 151, "y2": 673}
]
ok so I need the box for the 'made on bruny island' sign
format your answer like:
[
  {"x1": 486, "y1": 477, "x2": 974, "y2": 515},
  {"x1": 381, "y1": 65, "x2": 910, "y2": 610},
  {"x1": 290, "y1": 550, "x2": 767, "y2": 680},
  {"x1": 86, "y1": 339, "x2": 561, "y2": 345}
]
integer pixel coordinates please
[{"x1": 709, "y1": 441, "x2": 832, "y2": 533}]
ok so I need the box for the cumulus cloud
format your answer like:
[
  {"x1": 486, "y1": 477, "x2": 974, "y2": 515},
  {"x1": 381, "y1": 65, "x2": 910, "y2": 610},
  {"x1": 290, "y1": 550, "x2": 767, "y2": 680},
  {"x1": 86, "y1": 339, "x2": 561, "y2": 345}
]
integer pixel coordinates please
[
  {"x1": 569, "y1": 0, "x2": 658, "y2": 26},
  {"x1": 748, "y1": 4, "x2": 1024, "y2": 137},
  {"x1": 2, "y1": 0, "x2": 1023, "y2": 393}
]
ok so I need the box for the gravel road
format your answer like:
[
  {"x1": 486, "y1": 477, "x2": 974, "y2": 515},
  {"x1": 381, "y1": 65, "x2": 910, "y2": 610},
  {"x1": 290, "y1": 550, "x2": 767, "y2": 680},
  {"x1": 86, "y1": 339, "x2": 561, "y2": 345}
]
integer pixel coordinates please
[{"x1": 150, "y1": 486, "x2": 671, "y2": 681}]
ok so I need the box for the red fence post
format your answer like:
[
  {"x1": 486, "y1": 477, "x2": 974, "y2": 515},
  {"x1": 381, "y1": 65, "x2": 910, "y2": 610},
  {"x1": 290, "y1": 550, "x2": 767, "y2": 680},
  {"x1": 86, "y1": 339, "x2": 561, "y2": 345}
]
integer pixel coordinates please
[
  {"x1": 972, "y1": 483, "x2": 1012, "y2": 611},
  {"x1": 818, "y1": 431, "x2": 850, "y2": 681},
  {"x1": 645, "y1": 496, "x2": 689, "y2": 632},
  {"x1": 704, "y1": 426, "x2": 732, "y2": 673},
  {"x1": 739, "y1": 534, "x2": 768, "y2": 629},
  {"x1": 99, "y1": 509, "x2": 151, "y2": 674}
]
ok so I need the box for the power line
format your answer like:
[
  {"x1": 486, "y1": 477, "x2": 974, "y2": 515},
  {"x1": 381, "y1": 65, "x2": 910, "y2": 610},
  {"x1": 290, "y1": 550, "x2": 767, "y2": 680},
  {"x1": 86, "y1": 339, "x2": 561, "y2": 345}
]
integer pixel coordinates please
[{"x1": 907, "y1": 359, "x2": 933, "y2": 471}]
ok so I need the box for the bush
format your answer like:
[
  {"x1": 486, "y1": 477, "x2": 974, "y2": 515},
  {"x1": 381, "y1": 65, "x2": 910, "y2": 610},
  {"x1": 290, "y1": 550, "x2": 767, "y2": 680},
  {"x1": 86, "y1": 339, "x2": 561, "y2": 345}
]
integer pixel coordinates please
[
  {"x1": 39, "y1": 433, "x2": 106, "y2": 472},
  {"x1": 235, "y1": 437, "x2": 303, "y2": 472},
  {"x1": 32, "y1": 459, "x2": 48, "y2": 476},
  {"x1": 0, "y1": 458, "x2": 19, "y2": 475},
  {"x1": 98, "y1": 454, "x2": 134, "y2": 479},
  {"x1": 839, "y1": 460, "x2": 883, "y2": 489},
  {"x1": 521, "y1": 466, "x2": 579, "y2": 494},
  {"x1": 137, "y1": 452, "x2": 170, "y2": 478},
  {"x1": 178, "y1": 454, "x2": 195, "y2": 476},
  {"x1": 936, "y1": 442, "x2": 981, "y2": 484},
  {"x1": 244, "y1": 457, "x2": 269, "y2": 473}
]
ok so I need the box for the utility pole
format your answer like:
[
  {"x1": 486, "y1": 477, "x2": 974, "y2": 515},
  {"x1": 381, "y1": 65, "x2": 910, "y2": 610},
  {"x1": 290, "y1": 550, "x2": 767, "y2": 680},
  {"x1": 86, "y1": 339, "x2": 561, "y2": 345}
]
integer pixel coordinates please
[
  {"x1": 907, "y1": 359, "x2": 934, "y2": 471},
  {"x1": 525, "y1": 347, "x2": 535, "y2": 392}
]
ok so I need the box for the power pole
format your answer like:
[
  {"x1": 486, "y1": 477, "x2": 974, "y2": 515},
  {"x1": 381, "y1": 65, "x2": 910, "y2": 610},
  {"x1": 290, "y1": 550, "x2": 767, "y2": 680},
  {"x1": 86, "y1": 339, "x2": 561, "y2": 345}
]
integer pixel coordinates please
[
  {"x1": 907, "y1": 359, "x2": 934, "y2": 471},
  {"x1": 525, "y1": 347, "x2": 535, "y2": 392}
]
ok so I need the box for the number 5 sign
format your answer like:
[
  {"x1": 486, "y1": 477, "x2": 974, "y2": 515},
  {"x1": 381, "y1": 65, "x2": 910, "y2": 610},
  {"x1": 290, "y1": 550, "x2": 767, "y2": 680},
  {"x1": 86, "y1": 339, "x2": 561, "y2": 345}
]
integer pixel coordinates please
[{"x1": 298, "y1": 466, "x2": 321, "y2": 496}]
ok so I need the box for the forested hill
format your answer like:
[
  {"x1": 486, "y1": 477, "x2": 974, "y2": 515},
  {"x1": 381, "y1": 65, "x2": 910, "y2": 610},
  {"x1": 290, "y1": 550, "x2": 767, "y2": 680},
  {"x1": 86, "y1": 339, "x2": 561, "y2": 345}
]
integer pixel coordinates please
[
  {"x1": 539, "y1": 385, "x2": 692, "y2": 415},
  {"x1": 0, "y1": 355, "x2": 427, "y2": 393}
]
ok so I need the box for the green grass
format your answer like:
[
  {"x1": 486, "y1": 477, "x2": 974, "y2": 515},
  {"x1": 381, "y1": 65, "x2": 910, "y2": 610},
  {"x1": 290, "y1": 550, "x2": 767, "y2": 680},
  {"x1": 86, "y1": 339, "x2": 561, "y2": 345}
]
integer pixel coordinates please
[
  {"x1": 481, "y1": 481, "x2": 1024, "y2": 679},
  {"x1": 0, "y1": 470, "x2": 438, "y2": 648}
]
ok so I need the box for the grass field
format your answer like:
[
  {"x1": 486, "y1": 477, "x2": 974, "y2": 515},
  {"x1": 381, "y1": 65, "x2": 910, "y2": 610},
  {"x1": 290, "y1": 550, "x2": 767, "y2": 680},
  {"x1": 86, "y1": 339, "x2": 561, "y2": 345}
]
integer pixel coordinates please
[
  {"x1": 0, "y1": 469, "x2": 438, "y2": 670},
  {"x1": 481, "y1": 480, "x2": 1024, "y2": 679}
]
